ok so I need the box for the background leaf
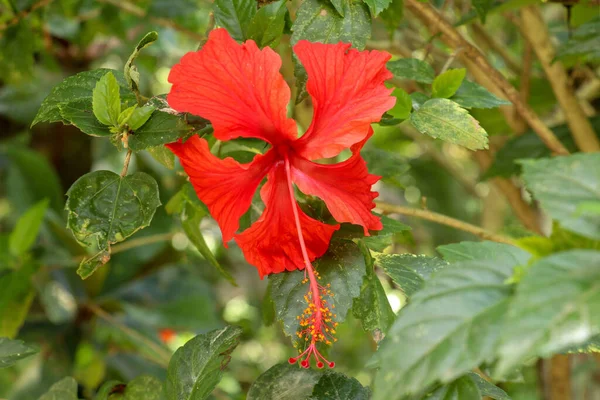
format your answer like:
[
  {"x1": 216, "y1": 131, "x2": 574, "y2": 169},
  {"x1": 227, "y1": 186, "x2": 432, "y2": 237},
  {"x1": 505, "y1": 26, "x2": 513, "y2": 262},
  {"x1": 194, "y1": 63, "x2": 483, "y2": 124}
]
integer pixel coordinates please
[
  {"x1": 377, "y1": 253, "x2": 448, "y2": 297},
  {"x1": 309, "y1": 371, "x2": 370, "y2": 399},
  {"x1": 451, "y1": 80, "x2": 511, "y2": 109},
  {"x1": 9, "y1": 199, "x2": 49, "y2": 257},
  {"x1": 247, "y1": 363, "x2": 321, "y2": 400},
  {"x1": 38, "y1": 377, "x2": 79, "y2": 400},
  {"x1": 0, "y1": 337, "x2": 39, "y2": 368},
  {"x1": 387, "y1": 58, "x2": 435, "y2": 84}
]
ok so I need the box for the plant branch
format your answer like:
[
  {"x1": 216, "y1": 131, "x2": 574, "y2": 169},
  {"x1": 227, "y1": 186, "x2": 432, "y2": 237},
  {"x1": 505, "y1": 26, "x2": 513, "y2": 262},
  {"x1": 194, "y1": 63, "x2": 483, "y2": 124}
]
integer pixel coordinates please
[
  {"x1": 120, "y1": 149, "x2": 133, "y2": 177},
  {"x1": 0, "y1": 0, "x2": 54, "y2": 32},
  {"x1": 404, "y1": 0, "x2": 569, "y2": 155},
  {"x1": 96, "y1": 0, "x2": 204, "y2": 42},
  {"x1": 471, "y1": 23, "x2": 521, "y2": 76},
  {"x1": 518, "y1": 6, "x2": 600, "y2": 152},
  {"x1": 375, "y1": 201, "x2": 516, "y2": 245}
]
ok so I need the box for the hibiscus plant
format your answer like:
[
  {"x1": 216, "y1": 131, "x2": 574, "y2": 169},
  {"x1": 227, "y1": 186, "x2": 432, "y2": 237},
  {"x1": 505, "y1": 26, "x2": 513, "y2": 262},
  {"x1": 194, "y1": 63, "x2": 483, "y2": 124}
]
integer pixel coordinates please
[{"x1": 1, "y1": 0, "x2": 600, "y2": 399}]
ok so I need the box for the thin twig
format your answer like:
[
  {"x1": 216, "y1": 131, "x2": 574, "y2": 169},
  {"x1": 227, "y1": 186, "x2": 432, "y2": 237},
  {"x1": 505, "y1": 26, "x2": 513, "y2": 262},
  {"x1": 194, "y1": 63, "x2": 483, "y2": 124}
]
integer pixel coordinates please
[
  {"x1": 120, "y1": 149, "x2": 133, "y2": 177},
  {"x1": 0, "y1": 0, "x2": 54, "y2": 33},
  {"x1": 471, "y1": 23, "x2": 521, "y2": 76},
  {"x1": 518, "y1": 6, "x2": 600, "y2": 152},
  {"x1": 404, "y1": 0, "x2": 569, "y2": 155},
  {"x1": 375, "y1": 201, "x2": 516, "y2": 245}
]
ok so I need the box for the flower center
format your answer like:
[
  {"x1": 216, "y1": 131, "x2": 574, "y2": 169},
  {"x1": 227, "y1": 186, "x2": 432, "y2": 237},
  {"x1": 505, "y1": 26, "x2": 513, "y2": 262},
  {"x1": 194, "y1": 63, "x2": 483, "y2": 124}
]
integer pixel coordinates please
[{"x1": 283, "y1": 156, "x2": 337, "y2": 369}]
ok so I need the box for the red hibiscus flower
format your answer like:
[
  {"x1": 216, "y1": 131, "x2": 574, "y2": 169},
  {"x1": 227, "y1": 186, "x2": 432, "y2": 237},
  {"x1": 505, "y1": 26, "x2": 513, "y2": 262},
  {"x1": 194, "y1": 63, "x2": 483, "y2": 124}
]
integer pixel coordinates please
[{"x1": 166, "y1": 28, "x2": 395, "y2": 368}]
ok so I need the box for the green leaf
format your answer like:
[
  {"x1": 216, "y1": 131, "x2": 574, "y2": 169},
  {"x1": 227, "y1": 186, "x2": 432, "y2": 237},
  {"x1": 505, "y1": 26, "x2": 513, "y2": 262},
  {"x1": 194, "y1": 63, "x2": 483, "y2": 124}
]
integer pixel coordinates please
[
  {"x1": 119, "y1": 105, "x2": 138, "y2": 127},
  {"x1": 517, "y1": 223, "x2": 600, "y2": 261},
  {"x1": 556, "y1": 17, "x2": 600, "y2": 62},
  {"x1": 451, "y1": 80, "x2": 511, "y2": 109},
  {"x1": 147, "y1": 145, "x2": 175, "y2": 169},
  {"x1": 127, "y1": 110, "x2": 193, "y2": 151},
  {"x1": 410, "y1": 98, "x2": 489, "y2": 150},
  {"x1": 0, "y1": 261, "x2": 37, "y2": 337},
  {"x1": 362, "y1": 214, "x2": 411, "y2": 252},
  {"x1": 309, "y1": 371, "x2": 370, "y2": 399},
  {"x1": 373, "y1": 250, "x2": 526, "y2": 398},
  {"x1": 92, "y1": 72, "x2": 121, "y2": 126},
  {"x1": 247, "y1": 363, "x2": 321, "y2": 400},
  {"x1": 363, "y1": 0, "x2": 392, "y2": 17},
  {"x1": 387, "y1": 58, "x2": 435, "y2": 84},
  {"x1": 377, "y1": 253, "x2": 448, "y2": 297},
  {"x1": 520, "y1": 154, "x2": 600, "y2": 240},
  {"x1": 269, "y1": 241, "x2": 366, "y2": 345},
  {"x1": 127, "y1": 105, "x2": 155, "y2": 130},
  {"x1": 379, "y1": 0, "x2": 403, "y2": 34},
  {"x1": 213, "y1": 0, "x2": 257, "y2": 41},
  {"x1": 496, "y1": 250, "x2": 600, "y2": 376},
  {"x1": 38, "y1": 377, "x2": 79, "y2": 400},
  {"x1": 410, "y1": 92, "x2": 430, "y2": 109},
  {"x1": 0, "y1": 337, "x2": 39, "y2": 368},
  {"x1": 353, "y1": 246, "x2": 395, "y2": 338},
  {"x1": 32, "y1": 69, "x2": 135, "y2": 127},
  {"x1": 124, "y1": 375, "x2": 165, "y2": 400},
  {"x1": 125, "y1": 31, "x2": 159, "y2": 97},
  {"x1": 165, "y1": 326, "x2": 242, "y2": 400},
  {"x1": 437, "y1": 241, "x2": 531, "y2": 265},
  {"x1": 9, "y1": 199, "x2": 49, "y2": 257},
  {"x1": 65, "y1": 170, "x2": 161, "y2": 279},
  {"x1": 432, "y1": 69, "x2": 466, "y2": 99},
  {"x1": 472, "y1": 0, "x2": 494, "y2": 23},
  {"x1": 360, "y1": 148, "x2": 410, "y2": 188},
  {"x1": 427, "y1": 375, "x2": 481, "y2": 400},
  {"x1": 181, "y1": 203, "x2": 237, "y2": 286},
  {"x1": 467, "y1": 373, "x2": 511, "y2": 400},
  {"x1": 95, "y1": 380, "x2": 124, "y2": 400},
  {"x1": 387, "y1": 87, "x2": 412, "y2": 121},
  {"x1": 59, "y1": 99, "x2": 113, "y2": 137},
  {"x1": 247, "y1": 0, "x2": 288, "y2": 48}
]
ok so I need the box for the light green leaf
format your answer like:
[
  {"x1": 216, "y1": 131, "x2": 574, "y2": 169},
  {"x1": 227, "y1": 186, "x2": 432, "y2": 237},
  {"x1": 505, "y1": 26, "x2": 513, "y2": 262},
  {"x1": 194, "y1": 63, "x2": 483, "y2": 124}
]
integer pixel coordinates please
[
  {"x1": 125, "y1": 31, "x2": 158, "y2": 97},
  {"x1": 363, "y1": 0, "x2": 392, "y2": 17},
  {"x1": 451, "y1": 80, "x2": 511, "y2": 109},
  {"x1": 309, "y1": 371, "x2": 370, "y2": 399},
  {"x1": 496, "y1": 250, "x2": 600, "y2": 376},
  {"x1": 362, "y1": 214, "x2": 411, "y2": 252},
  {"x1": 247, "y1": 0, "x2": 288, "y2": 48},
  {"x1": 437, "y1": 241, "x2": 530, "y2": 265},
  {"x1": 269, "y1": 241, "x2": 366, "y2": 345},
  {"x1": 467, "y1": 373, "x2": 511, "y2": 400},
  {"x1": 0, "y1": 261, "x2": 37, "y2": 337},
  {"x1": 165, "y1": 326, "x2": 242, "y2": 400},
  {"x1": 427, "y1": 375, "x2": 481, "y2": 400},
  {"x1": 247, "y1": 363, "x2": 321, "y2": 400},
  {"x1": 387, "y1": 87, "x2": 412, "y2": 121},
  {"x1": 373, "y1": 252, "x2": 522, "y2": 398},
  {"x1": 377, "y1": 253, "x2": 448, "y2": 297},
  {"x1": 387, "y1": 58, "x2": 435, "y2": 84},
  {"x1": 124, "y1": 375, "x2": 165, "y2": 400},
  {"x1": 9, "y1": 199, "x2": 49, "y2": 257},
  {"x1": 92, "y1": 72, "x2": 121, "y2": 126},
  {"x1": 38, "y1": 377, "x2": 79, "y2": 400},
  {"x1": 65, "y1": 170, "x2": 161, "y2": 279},
  {"x1": 127, "y1": 105, "x2": 155, "y2": 130},
  {"x1": 410, "y1": 98, "x2": 489, "y2": 150},
  {"x1": 147, "y1": 145, "x2": 175, "y2": 169},
  {"x1": 118, "y1": 105, "x2": 138, "y2": 127},
  {"x1": 0, "y1": 337, "x2": 39, "y2": 368},
  {"x1": 520, "y1": 154, "x2": 600, "y2": 240},
  {"x1": 213, "y1": 0, "x2": 257, "y2": 41},
  {"x1": 432, "y1": 69, "x2": 466, "y2": 99}
]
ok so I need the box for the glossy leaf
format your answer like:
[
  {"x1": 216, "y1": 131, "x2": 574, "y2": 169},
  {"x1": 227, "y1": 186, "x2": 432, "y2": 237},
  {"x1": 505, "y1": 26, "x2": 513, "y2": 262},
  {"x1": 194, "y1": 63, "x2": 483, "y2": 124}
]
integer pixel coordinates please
[
  {"x1": 166, "y1": 326, "x2": 242, "y2": 400},
  {"x1": 65, "y1": 170, "x2": 161, "y2": 278},
  {"x1": 309, "y1": 371, "x2": 370, "y2": 399},
  {"x1": 451, "y1": 80, "x2": 511, "y2": 109},
  {"x1": 387, "y1": 58, "x2": 435, "y2": 84},
  {"x1": 410, "y1": 98, "x2": 489, "y2": 150},
  {"x1": 9, "y1": 199, "x2": 48, "y2": 257},
  {"x1": 496, "y1": 250, "x2": 600, "y2": 376},
  {"x1": 377, "y1": 253, "x2": 448, "y2": 297},
  {"x1": 213, "y1": 0, "x2": 257, "y2": 41},
  {"x1": 92, "y1": 71, "x2": 121, "y2": 126},
  {"x1": 0, "y1": 337, "x2": 38, "y2": 368},
  {"x1": 269, "y1": 241, "x2": 366, "y2": 345},
  {"x1": 247, "y1": 0, "x2": 288, "y2": 48},
  {"x1": 247, "y1": 363, "x2": 321, "y2": 400},
  {"x1": 520, "y1": 154, "x2": 600, "y2": 240},
  {"x1": 362, "y1": 214, "x2": 411, "y2": 252},
  {"x1": 39, "y1": 377, "x2": 79, "y2": 400},
  {"x1": 431, "y1": 69, "x2": 466, "y2": 99}
]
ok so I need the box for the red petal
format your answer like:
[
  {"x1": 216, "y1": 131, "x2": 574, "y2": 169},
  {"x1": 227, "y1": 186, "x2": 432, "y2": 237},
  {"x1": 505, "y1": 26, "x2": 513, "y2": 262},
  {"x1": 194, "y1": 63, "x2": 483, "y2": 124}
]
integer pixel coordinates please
[
  {"x1": 166, "y1": 135, "x2": 275, "y2": 243},
  {"x1": 291, "y1": 133, "x2": 382, "y2": 235},
  {"x1": 235, "y1": 162, "x2": 339, "y2": 279},
  {"x1": 167, "y1": 28, "x2": 297, "y2": 145},
  {"x1": 292, "y1": 41, "x2": 396, "y2": 160}
]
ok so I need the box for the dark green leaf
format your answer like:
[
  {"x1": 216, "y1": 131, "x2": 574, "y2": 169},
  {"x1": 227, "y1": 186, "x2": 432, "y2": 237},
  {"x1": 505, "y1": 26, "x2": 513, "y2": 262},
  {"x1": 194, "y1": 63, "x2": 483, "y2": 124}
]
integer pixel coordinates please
[
  {"x1": 373, "y1": 250, "x2": 525, "y2": 398},
  {"x1": 9, "y1": 199, "x2": 49, "y2": 257},
  {"x1": 387, "y1": 58, "x2": 435, "y2": 84},
  {"x1": 556, "y1": 17, "x2": 600, "y2": 62},
  {"x1": 0, "y1": 337, "x2": 39, "y2": 368},
  {"x1": 269, "y1": 241, "x2": 366, "y2": 345},
  {"x1": 520, "y1": 154, "x2": 600, "y2": 240},
  {"x1": 128, "y1": 105, "x2": 155, "y2": 131},
  {"x1": 92, "y1": 72, "x2": 121, "y2": 126},
  {"x1": 410, "y1": 98, "x2": 489, "y2": 150},
  {"x1": 309, "y1": 371, "x2": 370, "y2": 399},
  {"x1": 451, "y1": 80, "x2": 511, "y2": 109},
  {"x1": 247, "y1": 363, "x2": 321, "y2": 400},
  {"x1": 362, "y1": 214, "x2": 411, "y2": 251},
  {"x1": 59, "y1": 99, "x2": 113, "y2": 137},
  {"x1": 472, "y1": 0, "x2": 494, "y2": 23},
  {"x1": 213, "y1": 0, "x2": 257, "y2": 41},
  {"x1": 427, "y1": 375, "x2": 481, "y2": 400},
  {"x1": 38, "y1": 377, "x2": 79, "y2": 400},
  {"x1": 125, "y1": 32, "x2": 159, "y2": 97},
  {"x1": 124, "y1": 375, "x2": 165, "y2": 400},
  {"x1": 128, "y1": 110, "x2": 193, "y2": 151},
  {"x1": 467, "y1": 373, "x2": 511, "y2": 400},
  {"x1": 437, "y1": 241, "x2": 531, "y2": 265},
  {"x1": 431, "y1": 69, "x2": 466, "y2": 99},
  {"x1": 410, "y1": 92, "x2": 430, "y2": 109},
  {"x1": 248, "y1": 0, "x2": 288, "y2": 48},
  {"x1": 165, "y1": 326, "x2": 242, "y2": 400},
  {"x1": 363, "y1": 0, "x2": 392, "y2": 17},
  {"x1": 65, "y1": 170, "x2": 161, "y2": 278},
  {"x1": 32, "y1": 69, "x2": 135, "y2": 127},
  {"x1": 379, "y1": 0, "x2": 403, "y2": 33},
  {"x1": 95, "y1": 380, "x2": 124, "y2": 400},
  {"x1": 496, "y1": 250, "x2": 600, "y2": 376},
  {"x1": 377, "y1": 253, "x2": 448, "y2": 297},
  {"x1": 361, "y1": 148, "x2": 410, "y2": 188}
]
